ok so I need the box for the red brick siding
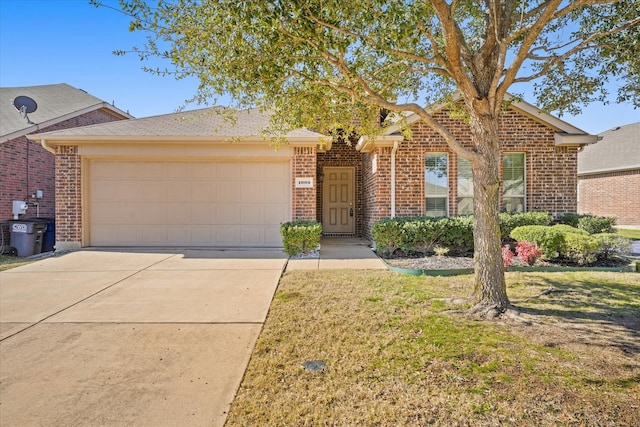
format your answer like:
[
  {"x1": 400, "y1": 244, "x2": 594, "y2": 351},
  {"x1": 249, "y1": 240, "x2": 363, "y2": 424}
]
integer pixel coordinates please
[
  {"x1": 1, "y1": 108, "x2": 124, "y2": 222},
  {"x1": 392, "y1": 109, "x2": 579, "y2": 217},
  {"x1": 317, "y1": 140, "x2": 363, "y2": 235},
  {"x1": 361, "y1": 147, "x2": 392, "y2": 240},
  {"x1": 360, "y1": 108, "x2": 580, "y2": 239},
  {"x1": 292, "y1": 146, "x2": 317, "y2": 221},
  {"x1": 578, "y1": 169, "x2": 640, "y2": 226},
  {"x1": 54, "y1": 146, "x2": 82, "y2": 244}
]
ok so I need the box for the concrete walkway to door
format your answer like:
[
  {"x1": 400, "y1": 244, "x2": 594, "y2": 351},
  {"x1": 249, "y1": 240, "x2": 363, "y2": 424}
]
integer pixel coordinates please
[
  {"x1": 286, "y1": 237, "x2": 387, "y2": 271},
  {"x1": 0, "y1": 248, "x2": 287, "y2": 427}
]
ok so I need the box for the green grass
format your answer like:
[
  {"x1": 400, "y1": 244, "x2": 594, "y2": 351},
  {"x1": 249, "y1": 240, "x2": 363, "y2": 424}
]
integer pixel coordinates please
[
  {"x1": 0, "y1": 255, "x2": 35, "y2": 271},
  {"x1": 227, "y1": 270, "x2": 640, "y2": 426},
  {"x1": 617, "y1": 228, "x2": 640, "y2": 240}
]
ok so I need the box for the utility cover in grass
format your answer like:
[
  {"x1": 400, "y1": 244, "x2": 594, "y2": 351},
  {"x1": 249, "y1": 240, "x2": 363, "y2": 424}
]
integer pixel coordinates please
[{"x1": 302, "y1": 360, "x2": 326, "y2": 372}]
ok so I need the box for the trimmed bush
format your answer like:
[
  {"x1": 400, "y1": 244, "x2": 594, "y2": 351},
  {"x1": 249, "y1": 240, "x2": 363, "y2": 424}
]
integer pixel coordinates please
[
  {"x1": 556, "y1": 213, "x2": 617, "y2": 234},
  {"x1": 510, "y1": 225, "x2": 564, "y2": 259},
  {"x1": 561, "y1": 233, "x2": 601, "y2": 265},
  {"x1": 400, "y1": 218, "x2": 442, "y2": 255},
  {"x1": 515, "y1": 241, "x2": 542, "y2": 266},
  {"x1": 280, "y1": 221, "x2": 322, "y2": 256},
  {"x1": 551, "y1": 224, "x2": 589, "y2": 235},
  {"x1": 372, "y1": 218, "x2": 406, "y2": 256},
  {"x1": 502, "y1": 244, "x2": 515, "y2": 267},
  {"x1": 594, "y1": 233, "x2": 631, "y2": 259},
  {"x1": 437, "y1": 216, "x2": 474, "y2": 254},
  {"x1": 577, "y1": 216, "x2": 616, "y2": 234},
  {"x1": 555, "y1": 213, "x2": 582, "y2": 228},
  {"x1": 499, "y1": 212, "x2": 553, "y2": 240}
]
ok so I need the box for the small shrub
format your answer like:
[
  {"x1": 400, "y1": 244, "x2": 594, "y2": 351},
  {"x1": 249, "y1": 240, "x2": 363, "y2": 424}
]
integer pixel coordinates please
[
  {"x1": 515, "y1": 241, "x2": 542, "y2": 266},
  {"x1": 551, "y1": 224, "x2": 588, "y2": 235},
  {"x1": 280, "y1": 221, "x2": 322, "y2": 256},
  {"x1": 434, "y1": 246, "x2": 450, "y2": 257},
  {"x1": 372, "y1": 219, "x2": 406, "y2": 256},
  {"x1": 499, "y1": 212, "x2": 553, "y2": 240},
  {"x1": 555, "y1": 213, "x2": 582, "y2": 227},
  {"x1": 561, "y1": 233, "x2": 602, "y2": 265},
  {"x1": 437, "y1": 216, "x2": 474, "y2": 255},
  {"x1": 594, "y1": 233, "x2": 631, "y2": 259},
  {"x1": 401, "y1": 218, "x2": 442, "y2": 254},
  {"x1": 578, "y1": 215, "x2": 616, "y2": 234},
  {"x1": 510, "y1": 225, "x2": 564, "y2": 259},
  {"x1": 502, "y1": 244, "x2": 515, "y2": 267}
]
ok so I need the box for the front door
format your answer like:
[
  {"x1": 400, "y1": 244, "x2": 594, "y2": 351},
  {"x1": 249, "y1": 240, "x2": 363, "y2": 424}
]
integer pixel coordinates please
[{"x1": 323, "y1": 167, "x2": 355, "y2": 234}]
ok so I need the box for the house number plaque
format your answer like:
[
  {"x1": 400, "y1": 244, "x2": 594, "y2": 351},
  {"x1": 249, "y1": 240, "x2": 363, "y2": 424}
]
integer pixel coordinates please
[{"x1": 295, "y1": 177, "x2": 314, "y2": 188}]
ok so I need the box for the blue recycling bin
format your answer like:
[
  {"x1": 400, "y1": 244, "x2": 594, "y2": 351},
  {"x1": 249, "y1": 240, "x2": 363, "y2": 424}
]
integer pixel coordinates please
[{"x1": 37, "y1": 218, "x2": 55, "y2": 252}]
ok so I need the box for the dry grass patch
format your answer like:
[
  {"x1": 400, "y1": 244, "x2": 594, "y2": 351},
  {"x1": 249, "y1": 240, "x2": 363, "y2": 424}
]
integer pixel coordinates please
[
  {"x1": 227, "y1": 270, "x2": 639, "y2": 426},
  {"x1": 0, "y1": 255, "x2": 34, "y2": 271}
]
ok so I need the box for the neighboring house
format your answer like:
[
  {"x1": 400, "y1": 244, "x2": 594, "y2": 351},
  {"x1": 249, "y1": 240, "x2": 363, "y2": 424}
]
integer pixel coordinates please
[
  {"x1": 30, "y1": 97, "x2": 596, "y2": 250},
  {"x1": 577, "y1": 122, "x2": 640, "y2": 227},
  {"x1": 1, "y1": 84, "x2": 132, "y2": 235}
]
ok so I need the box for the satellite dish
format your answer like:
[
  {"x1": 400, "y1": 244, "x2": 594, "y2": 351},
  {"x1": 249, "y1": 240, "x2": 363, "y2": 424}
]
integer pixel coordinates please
[{"x1": 12, "y1": 96, "x2": 38, "y2": 124}]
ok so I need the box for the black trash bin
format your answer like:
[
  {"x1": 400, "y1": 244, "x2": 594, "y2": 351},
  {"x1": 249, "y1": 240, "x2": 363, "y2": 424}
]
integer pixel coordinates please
[
  {"x1": 37, "y1": 218, "x2": 56, "y2": 252},
  {"x1": 9, "y1": 220, "x2": 47, "y2": 257}
]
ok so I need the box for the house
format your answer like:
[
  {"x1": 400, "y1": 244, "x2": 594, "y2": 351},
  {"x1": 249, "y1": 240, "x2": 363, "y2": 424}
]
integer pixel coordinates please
[
  {"x1": 577, "y1": 122, "x2": 640, "y2": 227},
  {"x1": 1, "y1": 84, "x2": 132, "y2": 246},
  {"x1": 29, "y1": 97, "x2": 596, "y2": 251}
]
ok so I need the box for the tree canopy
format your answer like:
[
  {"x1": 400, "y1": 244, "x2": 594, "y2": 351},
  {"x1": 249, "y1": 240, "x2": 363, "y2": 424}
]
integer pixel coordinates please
[{"x1": 98, "y1": 0, "x2": 639, "y2": 317}]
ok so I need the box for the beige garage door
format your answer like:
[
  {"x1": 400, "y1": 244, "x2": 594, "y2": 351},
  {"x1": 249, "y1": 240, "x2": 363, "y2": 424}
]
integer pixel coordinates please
[{"x1": 88, "y1": 160, "x2": 290, "y2": 247}]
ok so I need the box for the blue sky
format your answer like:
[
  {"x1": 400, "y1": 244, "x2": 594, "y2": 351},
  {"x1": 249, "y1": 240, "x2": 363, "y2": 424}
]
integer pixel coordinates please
[{"x1": 1, "y1": 0, "x2": 638, "y2": 134}]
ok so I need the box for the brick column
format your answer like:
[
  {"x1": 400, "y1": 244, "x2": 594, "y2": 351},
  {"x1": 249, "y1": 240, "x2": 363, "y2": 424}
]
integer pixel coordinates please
[
  {"x1": 55, "y1": 146, "x2": 82, "y2": 251},
  {"x1": 292, "y1": 146, "x2": 317, "y2": 221}
]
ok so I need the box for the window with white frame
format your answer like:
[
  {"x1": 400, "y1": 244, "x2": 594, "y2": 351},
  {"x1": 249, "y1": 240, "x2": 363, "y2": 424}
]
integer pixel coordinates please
[
  {"x1": 425, "y1": 153, "x2": 448, "y2": 217},
  {"x1": 457, "y1": 157, "x2": 474, "y2": 215},
  {"x1": 503, "y1": 153, "x2": 526, "y2": 213}
]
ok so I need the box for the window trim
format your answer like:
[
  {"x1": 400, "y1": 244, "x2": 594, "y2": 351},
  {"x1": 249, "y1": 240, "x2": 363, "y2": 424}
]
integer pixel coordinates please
[
  {"x1": 502, "y1": 152, "x2": 527, "y2": 213},
  {"x1": 424, "y1": 152, "x2": 449, "y2": 217},
  {"x1": 457, "y1": 156, "x2": 474, "y2": 216}
]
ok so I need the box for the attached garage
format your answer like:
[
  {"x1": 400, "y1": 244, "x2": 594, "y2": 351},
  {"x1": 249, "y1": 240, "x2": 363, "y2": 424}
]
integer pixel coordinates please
[
  {"x1": 30, "y1": 108, "x2": 326, "y2": 250},
  {"x1": 88, "y1": 159, "x2": 290, "y2": 247}
]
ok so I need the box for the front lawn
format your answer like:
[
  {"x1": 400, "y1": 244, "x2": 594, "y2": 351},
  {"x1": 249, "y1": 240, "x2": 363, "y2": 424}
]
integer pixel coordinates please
[
  {"x1": 617, "y1": 228, "x2": 640, "y2": 240},
  {"x1": 0, "y1": 255, "x2": 35, "y2": 272},
  {"x1": 227, "y1": 270, "x2": 639, "y2": 426}
]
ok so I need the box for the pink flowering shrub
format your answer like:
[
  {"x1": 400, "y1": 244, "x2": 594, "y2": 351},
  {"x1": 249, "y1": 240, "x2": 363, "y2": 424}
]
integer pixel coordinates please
[
  {"x1": 502, "y1": 244, "x2": 515, "y2": 266},
  {"x1": 516, "y1": 241, "x2": 543, "y2": 266}
]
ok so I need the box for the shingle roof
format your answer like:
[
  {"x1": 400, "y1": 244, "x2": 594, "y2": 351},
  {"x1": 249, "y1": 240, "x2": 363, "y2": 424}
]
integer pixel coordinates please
[
  {"x1": 578, "y1": 122, "x2": 640, "y2": 175},
  {"x1": 1, "y1": 83, "x2": 132, "y2": 143},
  {"x1": 29, "y1": 107, "x2": 327, "y2": 141}
]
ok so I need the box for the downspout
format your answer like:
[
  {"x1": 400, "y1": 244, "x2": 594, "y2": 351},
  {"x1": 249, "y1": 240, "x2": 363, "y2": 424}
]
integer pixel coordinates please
[
  {"x1": 39, "y1": 138, "x2": 56, "y2": 155},
  {"x1": 390, "y1": 140, "x2": 399, "y2": 218}
]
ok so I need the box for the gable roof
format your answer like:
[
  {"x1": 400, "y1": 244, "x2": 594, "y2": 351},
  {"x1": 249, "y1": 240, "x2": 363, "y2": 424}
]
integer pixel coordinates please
[
  {"x1": 357, "y1": 93, "x2": 597, "y2": 152},
  {"x1": 29, "y1": 107, "x2": 330, "y2": 149},
  {"x1": 578, "y1": 121, "x2": 640, "y2": 175},
  {"x1": 1, "y1": 83, "x2": 132, "y2": 143}
]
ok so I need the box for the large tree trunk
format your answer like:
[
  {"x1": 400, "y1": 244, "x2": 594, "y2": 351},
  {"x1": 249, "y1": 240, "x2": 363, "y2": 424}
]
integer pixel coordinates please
[{"x1": 468, "y1": 112, "x2": 510, "y2": 317}]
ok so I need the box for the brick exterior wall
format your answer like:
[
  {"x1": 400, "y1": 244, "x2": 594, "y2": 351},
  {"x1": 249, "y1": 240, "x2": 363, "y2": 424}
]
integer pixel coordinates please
[
  {"x1": 360, "y1": 108, "x2": 581, "y2": 240},
  {"x1": 317, "y1": 139, "x2": 364, "y2": 235},
  {"x1": 53, "y1": 146, "x2": 82, "y2": 249},
  {"x1": 1, "y1": 108, "x2": 125, "y2": 249},
  {"x1": 578, "y1": 169, "x2": 640, "y2": 226},
  {"x1": 292, "y1": 146, "x2": 317, "y2": 221},
  {"x1": 361, "y1": 148, "x2": 392, "y2": 240}
]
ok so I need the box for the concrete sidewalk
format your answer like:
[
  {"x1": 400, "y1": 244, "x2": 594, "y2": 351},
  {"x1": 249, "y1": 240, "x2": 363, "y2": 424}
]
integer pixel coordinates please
[
  {"x1": 0, "y1": 249, "x2": 287, "y2": 427},
  {"x1": 286, "y1": 237, "x2": 387, "y2": 271}
]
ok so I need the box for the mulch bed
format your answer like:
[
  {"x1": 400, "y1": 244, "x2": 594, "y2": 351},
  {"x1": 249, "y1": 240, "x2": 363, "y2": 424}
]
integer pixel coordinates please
[{"x1": 383, "y1": 254, "x2": 632, "y2": 271}]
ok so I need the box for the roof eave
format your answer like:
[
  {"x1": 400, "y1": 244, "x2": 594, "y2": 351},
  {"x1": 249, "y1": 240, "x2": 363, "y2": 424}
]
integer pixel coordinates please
[
  {"x1": 28, "y1": 133, "x2": 331, "y2": 149},
  {"x1": 554, "y1": 133, "x2": 600, "y2": 147},
  {"x1": 1, "y1": 102, "x2": 133, "y2": 144},
  {"x1": 355, "y1": 135, "x2": 403, "y2": 152}
]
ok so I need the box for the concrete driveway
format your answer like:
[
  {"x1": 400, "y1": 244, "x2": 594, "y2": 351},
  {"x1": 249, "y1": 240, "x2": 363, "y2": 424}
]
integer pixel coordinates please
[{"x1": 0, "y1": 249, "x2": 287, "y2": 427}]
